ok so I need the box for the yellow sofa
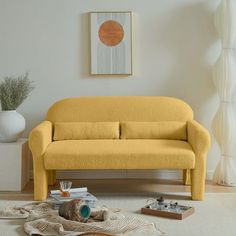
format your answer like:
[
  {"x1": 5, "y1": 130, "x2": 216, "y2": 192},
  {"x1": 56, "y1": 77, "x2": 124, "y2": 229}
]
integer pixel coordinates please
[{"x1": 29, "y1": 96, "x2": 210, "y2": 201}]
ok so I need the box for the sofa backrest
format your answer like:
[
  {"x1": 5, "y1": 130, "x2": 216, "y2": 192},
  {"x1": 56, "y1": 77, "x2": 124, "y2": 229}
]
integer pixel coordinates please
[{"x1": 46, "y1": 96, "x2": 193, "y2": 123}]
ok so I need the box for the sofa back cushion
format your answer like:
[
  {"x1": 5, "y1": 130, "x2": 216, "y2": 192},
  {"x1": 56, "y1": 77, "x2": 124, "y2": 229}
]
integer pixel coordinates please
[
  {"x1": 46, "y1": 96, "x2": 193, "y2": 123},
  {"x1": 120, "y1": 121, "x2": 187, "y2": 140},
  {"x1": 54, "y1": 122, "x2": 119, "y2": 140}
]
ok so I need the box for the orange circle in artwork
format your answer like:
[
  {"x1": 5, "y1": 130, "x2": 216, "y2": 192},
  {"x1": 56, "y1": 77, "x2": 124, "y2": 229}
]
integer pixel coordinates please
[{"x1": 98, "y1": 20, "x2": 124, "y2": 46}]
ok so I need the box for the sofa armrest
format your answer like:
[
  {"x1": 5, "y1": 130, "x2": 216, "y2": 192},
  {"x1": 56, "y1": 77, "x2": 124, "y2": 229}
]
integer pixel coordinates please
[
  {"x1": 187, "y1": 120, "x2": 211, "y2": 155},
  {"x1": 29, "y1": 121, "x2": 53, "y2": 157}
]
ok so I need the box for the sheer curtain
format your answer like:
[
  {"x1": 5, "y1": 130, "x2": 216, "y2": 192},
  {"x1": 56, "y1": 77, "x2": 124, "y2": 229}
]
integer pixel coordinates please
[{"x1": 212, "y1": 0, "x2": 236, "y2": 186}]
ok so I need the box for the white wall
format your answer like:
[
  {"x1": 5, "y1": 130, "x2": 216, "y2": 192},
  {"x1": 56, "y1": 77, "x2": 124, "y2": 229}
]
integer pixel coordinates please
[{"x1": 0, "y1": 0, "x2": 223, "y2": 176}]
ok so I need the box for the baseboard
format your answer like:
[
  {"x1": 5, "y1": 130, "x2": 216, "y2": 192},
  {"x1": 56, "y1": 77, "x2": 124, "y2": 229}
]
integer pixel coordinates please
[{"x1": 29, "y1": 169, "x2": 214, "y2": 180}]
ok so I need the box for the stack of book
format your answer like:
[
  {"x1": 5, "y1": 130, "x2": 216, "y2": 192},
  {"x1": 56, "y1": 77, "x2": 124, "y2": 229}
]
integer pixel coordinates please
[{"x1": 50, "y1": 187, "x2": 97, "y2": 210}]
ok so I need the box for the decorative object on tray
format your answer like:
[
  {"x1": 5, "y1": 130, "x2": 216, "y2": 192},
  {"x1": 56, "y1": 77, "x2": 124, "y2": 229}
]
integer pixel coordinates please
[
  {"x1": 0, "y1": 72, "x2": 34, "y2": 142},
  {"x1": 141, "y1": 196, "x2": 194, "y2": 220},
  {"x1": 59, "y1": 199, "x2": 91, "y2": 222}
]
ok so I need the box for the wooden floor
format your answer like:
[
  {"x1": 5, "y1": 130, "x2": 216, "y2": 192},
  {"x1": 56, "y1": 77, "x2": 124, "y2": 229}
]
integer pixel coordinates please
[{"x1": 1, "y1": 179, "x2": 236, "y2": 200}]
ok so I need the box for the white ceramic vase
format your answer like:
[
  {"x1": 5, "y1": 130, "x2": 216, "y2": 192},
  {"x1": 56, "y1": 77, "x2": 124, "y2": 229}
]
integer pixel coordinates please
[{"x1": 0, "y1": 111, "x2": 25, "y2": 142}]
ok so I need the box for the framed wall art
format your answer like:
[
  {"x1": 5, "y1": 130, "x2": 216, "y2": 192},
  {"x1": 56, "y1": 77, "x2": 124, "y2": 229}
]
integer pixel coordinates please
[{"x1": 90, "y1": 11, "x2": 132, "y2": 75}]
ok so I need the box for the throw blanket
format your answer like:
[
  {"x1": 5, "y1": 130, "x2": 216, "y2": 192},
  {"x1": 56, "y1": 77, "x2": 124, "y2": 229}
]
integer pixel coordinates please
[{"x1": 0, "y1": 202, "x2": 164, "y2": 236}]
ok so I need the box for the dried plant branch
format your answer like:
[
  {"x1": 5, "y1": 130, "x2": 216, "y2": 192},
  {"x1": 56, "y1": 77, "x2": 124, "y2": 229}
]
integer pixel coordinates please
[{"x1": 0, "y1": 73, "x2": 34, "y2": 110}]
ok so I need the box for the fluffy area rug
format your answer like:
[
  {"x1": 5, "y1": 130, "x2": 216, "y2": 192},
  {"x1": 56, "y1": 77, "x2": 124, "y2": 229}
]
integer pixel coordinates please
[
  {"x1": 0, "y1": 193, "x2": 236, "y2": 236},
  {"x1": 0, "y1": 200, "x2": 163, "y2": 236}
]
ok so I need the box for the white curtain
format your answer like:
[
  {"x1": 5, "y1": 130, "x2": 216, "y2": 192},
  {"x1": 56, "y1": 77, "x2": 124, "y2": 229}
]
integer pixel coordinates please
[{"x1": 212, "y1": 0, "x2": 236, "y2": 186}]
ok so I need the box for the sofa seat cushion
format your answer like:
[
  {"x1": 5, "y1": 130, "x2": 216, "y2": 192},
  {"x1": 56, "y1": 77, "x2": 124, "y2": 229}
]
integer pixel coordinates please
[{"x1": 44, "y1": 140, "x2": 195, "y2": 170}]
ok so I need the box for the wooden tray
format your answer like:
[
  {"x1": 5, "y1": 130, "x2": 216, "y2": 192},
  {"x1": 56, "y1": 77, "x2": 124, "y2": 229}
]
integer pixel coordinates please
[{"x1": 141, "y1": 204, "x2": 194, "y2": 220}]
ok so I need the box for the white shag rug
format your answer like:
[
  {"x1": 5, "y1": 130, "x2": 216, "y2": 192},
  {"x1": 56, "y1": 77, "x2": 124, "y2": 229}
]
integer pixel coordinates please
[{"x1": 0, "y1": 193, "x2": 236, "y2": 236}]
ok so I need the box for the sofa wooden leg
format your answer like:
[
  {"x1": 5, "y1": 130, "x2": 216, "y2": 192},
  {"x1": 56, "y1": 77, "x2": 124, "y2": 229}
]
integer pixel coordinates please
[
  {"x1": 33, "y1": 165, "x2": 48, "y2": 201},
  {"x1": 48, "y1": 170, "x2": 56, "y2": 186},
  {"x1": 183, "y1": 169, "x2": 191, "y2": 185},
  {"x1": 190, "y1": 168, "x2": 205, "y2": 201}
]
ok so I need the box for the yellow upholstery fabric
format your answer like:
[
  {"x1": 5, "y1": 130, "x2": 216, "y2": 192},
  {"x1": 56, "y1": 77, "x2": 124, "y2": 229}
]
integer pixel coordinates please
[
  {"x1": 29, "y1": 121, "x2": 52, "y2": 157},
  {"x1": 120, "y1": 121, "x2": 187, "y2": 140},
  {"x1": 44, "y1": 140, "x2": 195, "y2": 170},
  {"x1": 46, "y1": 96, "x2": 193, "y2": 122},
  {"x1": 187, "y1": 120, "x2": 211, "y2": 200},
  {"x1": 54, "y1": 122, "x2": 119, "y2": 140},
  {"x1": 29, "y1": 96, "x2": 211, "y2": 201},
  {"x1": 187, "y1": 120, "x2": 211, "y2": 155},
  {"x1": 29, "y1": 121, "x2": 53, "y2": 201}
]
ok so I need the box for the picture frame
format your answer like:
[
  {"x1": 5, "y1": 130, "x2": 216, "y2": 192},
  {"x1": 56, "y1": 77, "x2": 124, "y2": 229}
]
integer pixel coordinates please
[{"x1": 90, "y1": 11, "x2": 133, "y2": 75}]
